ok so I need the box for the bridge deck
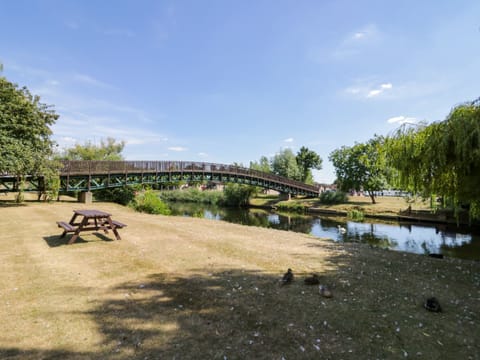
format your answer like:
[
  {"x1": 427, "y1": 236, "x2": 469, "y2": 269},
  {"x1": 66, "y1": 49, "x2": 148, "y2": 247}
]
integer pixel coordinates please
[{"x1": 1, "y1": 161, "x2": 320, "y2": 197}]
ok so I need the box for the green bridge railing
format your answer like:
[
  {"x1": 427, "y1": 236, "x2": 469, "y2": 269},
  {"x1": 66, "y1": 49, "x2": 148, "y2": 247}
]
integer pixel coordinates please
[{"x1": 0, "y1": 160, "x2": 320, "y2": 197}]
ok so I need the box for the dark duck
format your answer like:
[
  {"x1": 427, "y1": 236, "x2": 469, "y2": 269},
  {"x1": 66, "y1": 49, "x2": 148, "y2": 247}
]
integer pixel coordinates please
[
  {"x1": 281, "y1": 268, "x2": 294, "y2": 285},
  {"x1": 304, "y1": 274, "x2": 320, "y2": 285},
  {"x1": 424, "y1": 297, "x2": 442, "y2": 312}
]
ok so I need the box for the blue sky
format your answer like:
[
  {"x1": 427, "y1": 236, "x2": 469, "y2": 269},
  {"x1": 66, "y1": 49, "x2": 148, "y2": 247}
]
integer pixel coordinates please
[{"x1": 1, "y1": 0, "x2": 479, "y2": 183}]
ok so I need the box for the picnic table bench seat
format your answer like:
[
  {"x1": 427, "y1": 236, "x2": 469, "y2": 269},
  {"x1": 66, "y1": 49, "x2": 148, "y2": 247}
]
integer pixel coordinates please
[
  {"x1": 110, "y1": 219, "x2": 127, "y2": 228},
  {"x1": 57, "y1": 221, "x2": 76, "y2": 232}
]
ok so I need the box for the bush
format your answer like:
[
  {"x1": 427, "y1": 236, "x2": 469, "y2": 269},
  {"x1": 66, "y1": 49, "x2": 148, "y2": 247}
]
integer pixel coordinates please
[
  {"x1": 276, "y1": 201, "x2": 308, "y2": 213},
  {"x1": 222, "y1": 184, "x2": 256, "y2": 207},
  {"x1": 348, "y1": 208, "x2": 365, "y2": 221},
  {"x1": 320, "y1": 190, "x2": 348, "y2": 204},
  {"x1": 95, "y1": 186, "x2": 137, "y2": 206},
  {"x1": 133, "y1": 190, "x2": 171, "y2": 215},
  {"x1": 160, "y1": 188, "x2": 224, "y2": 205}
]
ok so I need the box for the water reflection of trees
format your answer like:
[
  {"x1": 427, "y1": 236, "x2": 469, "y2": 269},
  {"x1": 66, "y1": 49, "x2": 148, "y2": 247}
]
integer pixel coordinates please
[{"x1": 165, "y1": 201, "x2": 478, "y2": 260}]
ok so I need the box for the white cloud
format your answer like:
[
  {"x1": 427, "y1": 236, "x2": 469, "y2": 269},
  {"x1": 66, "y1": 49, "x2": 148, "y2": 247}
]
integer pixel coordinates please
[
  {"x1": 168, "y1": 146, "x2": 188, "y2": 152},
  {"x1": 332, "y1": 24, "x2": 381, "y2": 59},
  {"x1": 346, "y1": 81, "x2": 394, "y2": 99},
  {"x1": 198, "y1": 152, "x2": 208, "y2": 158},
  {"x1": 284, "y1": 138, "x2": 294, "y2": 143},
  {"x1": 72, "y1": 73, "x2": 114, "y2": 89},
  {"x1": 387, "y1": 116, "x2": 417, "y2": 125},
  {"x1": 349, "y1": 24, "x2": 379, "y2": 42},
  {"x1": 367, "y1": 83, "x2": 393, "y2": 97},
  {"x1": 367, "y1": 89, "x2": 382, "y2": 98}
]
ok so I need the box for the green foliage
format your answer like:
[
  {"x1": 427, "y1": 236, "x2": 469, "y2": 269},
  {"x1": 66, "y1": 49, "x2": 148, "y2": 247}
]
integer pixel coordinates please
[
  {"x1": 0, "y1": 75, "x2": 59, "y2": 201},
  {"x1": 223, "y1": 184, "x2": 256, "y2": 207},
  {"x1": 133, "y1": 190, "x2": 171, "y2": 215},
  {"x1": 250, "y1": 148, "x2": 322, "y2": 185},
  {"x1": 385, "y1": 98, "x2": 480, "y2": 219},
  {"x1": 329, "y1": 135, "x2": 388, "y2": 203},
  {"x1": 95, "y1": 186, "x2": 137, "y2": 206},
  {"x1": 60, "y1": 137, "x2": 125, "y2": 160},
  {"x1": 159, "y1": 188, "x2": 224, "y2": 205},
  {"x1": 271, "y1": 148, "x2": 302, "y2": 181},
  {"x1": 296, "y1": 146, "x2": 322, "y2": 184},
  {"x1": 275, "y1": 201, "x2": 308, "y2": 213},
  {"x1": 348, "y1": 208, "x2": 365, "y2": 221},
  {"x1": 249, "y1": 156, "x2": 271, "y2": 173},
  {"x1": 319, "y1": 190, "x2": 348, "y2": 204}
]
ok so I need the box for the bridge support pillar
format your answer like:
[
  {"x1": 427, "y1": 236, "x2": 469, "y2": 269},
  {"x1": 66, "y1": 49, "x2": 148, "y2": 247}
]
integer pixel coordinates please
[
  {"x1": 280, "y1": 193, "x2": 291, "y2": 201},
  {"x1": 78, "y1": 191, "x2": 93, "y2": 204}
]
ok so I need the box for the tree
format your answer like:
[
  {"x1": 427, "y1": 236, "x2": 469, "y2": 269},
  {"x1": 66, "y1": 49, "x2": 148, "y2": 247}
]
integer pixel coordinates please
[
  {"x1": 0, "y1": 74, "x2": 59, "y2": 201},
  {"x1": 296, "y1": 146, "x2": 322, "y2": 184},
  {"x1": 271, "y1": 148, "x2": 302, "y2": 181},
  {"x1": 386, "y1": 98, "x2": 480, "y2": 219},
  {"x1": 249, "y1": 156, "x2": 271, "y2": 173},
  {"x1": 61, "y1": 137, "x2": 125, "y2": 160},
  {"x1": 329, "y1": 136, "x2": 388, "y2": 204}
]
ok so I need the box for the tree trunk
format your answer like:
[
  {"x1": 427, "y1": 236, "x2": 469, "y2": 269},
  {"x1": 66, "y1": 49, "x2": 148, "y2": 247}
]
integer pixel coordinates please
[{"x1": 369, "y1": 192, "x2": 376, "y2": 204}]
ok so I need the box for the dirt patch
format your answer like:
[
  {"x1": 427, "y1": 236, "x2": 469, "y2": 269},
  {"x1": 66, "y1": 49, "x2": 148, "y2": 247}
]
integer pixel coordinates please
[{"x1": 0, "y1": 199, "x2": 479, "y2": 359}]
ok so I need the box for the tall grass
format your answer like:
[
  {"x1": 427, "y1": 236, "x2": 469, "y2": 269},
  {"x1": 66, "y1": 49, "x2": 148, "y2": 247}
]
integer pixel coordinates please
[
  {"x1": 348, "y1": 208, "x2": 365, "y2": 221},
  {"x1": 159, "y1": 188, "x2": 224, "y2": 205}
]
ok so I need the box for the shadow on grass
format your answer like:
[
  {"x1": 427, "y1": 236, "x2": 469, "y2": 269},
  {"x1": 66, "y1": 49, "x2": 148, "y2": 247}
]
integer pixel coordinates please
[
  {"x1": 43, "y1": 233, "x2": 115, "y2": 247},
  {"x1": 2, "y1": 244, "x2": 480, "y2": 359},
  {"x1": 81, "y1": 252, "x2": 480, "y2": 359},
  {"x1": 0, "y1": 348, "x2": 92, "y2": 360},
  {"x1": 0, "y1": 200, "x2": 27, "y2": 208}
]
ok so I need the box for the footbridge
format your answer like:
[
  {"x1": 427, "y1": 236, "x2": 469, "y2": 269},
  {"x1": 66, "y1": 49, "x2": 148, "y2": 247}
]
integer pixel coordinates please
[{"x1": 0, "y1": 160, "x2": 320, "y2": 197}]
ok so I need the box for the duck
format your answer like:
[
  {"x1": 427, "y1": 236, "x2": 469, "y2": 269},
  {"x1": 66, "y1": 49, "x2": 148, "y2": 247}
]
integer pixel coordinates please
[
  {"x1": 304, "y1": 274, "x2": 320, "y2": 285},
  {"x1": 424, "y1": 297, "x2": 442, "y2": 312},
  {"x1": 319, "y1": 285, "x2": 333, "y2": 298},
  {"x1": 337, "y1": 225, "x2": 347, "y2": 234},
  {"x1": 281, "y1": 268, "x2": 294, "y2": 285}
]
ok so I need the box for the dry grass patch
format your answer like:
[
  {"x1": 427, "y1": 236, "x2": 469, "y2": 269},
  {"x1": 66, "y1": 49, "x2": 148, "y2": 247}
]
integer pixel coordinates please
[{"x1": 0, "y1": 198, "x2": 478, "y2": 359}]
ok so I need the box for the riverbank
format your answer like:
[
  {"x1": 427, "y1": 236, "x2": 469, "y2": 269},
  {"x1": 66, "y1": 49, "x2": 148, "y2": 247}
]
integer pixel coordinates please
[
  {"x1": 251, "y1": 195, "x2": 479, "y2": 226},
  {"x1": 0, "y1": 199, "x2": 479, "y2": 359}
]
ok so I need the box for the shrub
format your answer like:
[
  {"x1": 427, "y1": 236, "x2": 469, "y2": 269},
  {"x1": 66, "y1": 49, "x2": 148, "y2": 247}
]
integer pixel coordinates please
[
  {"x1": 320, "y1": 190, "x2": 348, "y2": 204},
  {"x1": 95, "y1": 186, "x2": 137, "y2": 206},
  {"x1": 160, "y1": 188, "x2": 224, "y2": 205},
  {"x1": 133, "y1": 190, "x2": 171, "y2": 215},
  {"x1": 276, "y1": 201, "x2": 308, "y2": 213},
  {"x1": 348, "y1": 208, "x2": 365, "y2": 221},
  {"x1": 222, "y1": 184, "x2": 256, "y2": 207}
]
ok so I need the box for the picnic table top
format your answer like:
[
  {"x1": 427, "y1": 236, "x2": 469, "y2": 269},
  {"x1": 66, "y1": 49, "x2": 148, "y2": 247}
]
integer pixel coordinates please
[{"x1": 73, "y1": 209, "x2": 112, "y2": 217}]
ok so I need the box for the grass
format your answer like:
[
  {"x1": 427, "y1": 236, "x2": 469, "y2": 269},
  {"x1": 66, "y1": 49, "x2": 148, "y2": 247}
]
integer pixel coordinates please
[{"x1": 0, "y1": 194, "x2": 479, "y2": 359}]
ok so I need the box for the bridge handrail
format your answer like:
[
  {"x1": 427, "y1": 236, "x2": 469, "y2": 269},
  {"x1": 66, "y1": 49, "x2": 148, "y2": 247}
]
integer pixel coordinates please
[{"x1": 59, "y1": 160, "x2": 320, "y2": 193}]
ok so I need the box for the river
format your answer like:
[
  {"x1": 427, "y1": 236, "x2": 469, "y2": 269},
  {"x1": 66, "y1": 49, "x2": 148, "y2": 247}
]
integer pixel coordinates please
[{"x1": 166, "y1": 202, "x2": 480, "y2": 261}]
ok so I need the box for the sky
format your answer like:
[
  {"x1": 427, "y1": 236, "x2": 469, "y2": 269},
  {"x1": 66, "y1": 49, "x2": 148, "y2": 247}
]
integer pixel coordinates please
[{"x1": 1, "y1": 0, "x2": 479, "y2": 183}]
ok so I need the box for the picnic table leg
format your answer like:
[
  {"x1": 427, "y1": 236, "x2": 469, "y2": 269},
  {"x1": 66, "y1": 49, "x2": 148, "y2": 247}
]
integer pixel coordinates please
[
  {"x1": 68, "y1": 217, "x2": 87, "y2": 244},
  {"x1": 106, "y1": 217, "x2": 122, "y2": 240}
]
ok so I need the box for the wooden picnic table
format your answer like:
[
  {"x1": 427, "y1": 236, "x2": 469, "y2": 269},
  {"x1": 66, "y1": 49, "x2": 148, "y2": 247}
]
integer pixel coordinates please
[{"x1": 57, "y1": 209, "x2": 127, "y2": 244}]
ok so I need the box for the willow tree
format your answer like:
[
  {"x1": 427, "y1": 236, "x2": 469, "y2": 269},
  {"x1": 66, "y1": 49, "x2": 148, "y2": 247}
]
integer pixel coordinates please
[{"x1": 386, "y1": 98, "x2": 480, "y2": 219}]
